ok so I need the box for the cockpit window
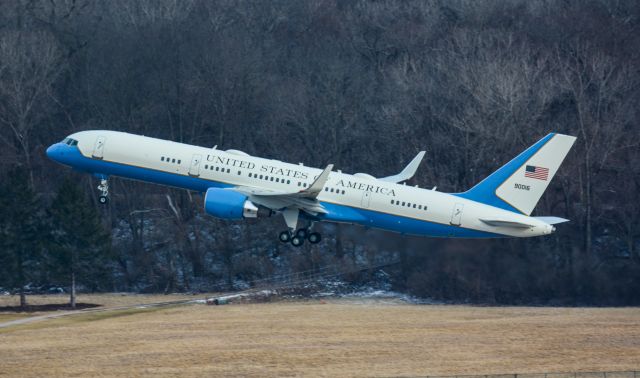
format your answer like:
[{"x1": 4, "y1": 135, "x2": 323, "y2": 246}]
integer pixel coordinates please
[{"x1": 61, "y1": 138, "x2": 78, "y2": 146}]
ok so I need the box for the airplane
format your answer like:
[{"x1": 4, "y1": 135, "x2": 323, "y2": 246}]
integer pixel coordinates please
[{"x1": 46, "y1": 131, "x2": 576, "y2": 247}]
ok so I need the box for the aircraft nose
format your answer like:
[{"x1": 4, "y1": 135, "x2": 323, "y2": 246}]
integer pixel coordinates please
[
  {"x1": 46, "y1": 143, "x2": 62, "y2": 161},
  {"x1": 46, "y1": 144, "x2": 54, "y2": 158}
]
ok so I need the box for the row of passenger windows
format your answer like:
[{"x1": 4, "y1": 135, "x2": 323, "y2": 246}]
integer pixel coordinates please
[
  {"x1": 204, "y1": 164, "x2": 231, "y2": 174},
  {"x1": 324, "y1": 187, "x2": 346, "y2": 195},
  {"x1": 161, "y1": 156, "x2": 181, "y2": 164},
  {"x1": 248, "y1": 172, "x2": 291, "y2": 184},
  {"x1": 391, "y1": 199, "x2": 428, "y2": 211}
]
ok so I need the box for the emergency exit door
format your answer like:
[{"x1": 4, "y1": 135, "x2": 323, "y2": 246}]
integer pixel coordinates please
[
  {"x1": 188, "y1": 154, "x2": 202, "y2": 177},
  {"x1": 361, "y1": 191, "x2": 371, "y2": 208},
  {"x1": 92, "y1": 136, "x2": 106, "y2": 159},
  {"x1": 450, "y1": 203, "x2": 464, "y2": 226}
]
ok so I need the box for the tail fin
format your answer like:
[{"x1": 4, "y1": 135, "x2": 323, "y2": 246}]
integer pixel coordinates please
[{"x1": 455, "y1": 133, "x2": 576, "y2": 215}]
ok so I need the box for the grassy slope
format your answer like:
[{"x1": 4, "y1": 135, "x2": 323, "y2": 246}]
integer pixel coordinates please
[{"x1": 0, "y1": 299, "x2": 639, "y2": 377}]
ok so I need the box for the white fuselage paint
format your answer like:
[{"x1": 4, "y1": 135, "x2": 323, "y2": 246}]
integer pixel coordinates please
[{"x1": 65, "y1": 130, "x2": 555, "y2": 238}]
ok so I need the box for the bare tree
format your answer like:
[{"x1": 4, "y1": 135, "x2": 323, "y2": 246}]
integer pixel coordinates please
[{"x1": 0, "y1": 30, "x2": 64, "y2": 185}]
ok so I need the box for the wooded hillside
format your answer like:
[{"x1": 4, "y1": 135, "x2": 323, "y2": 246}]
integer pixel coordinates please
[{"x1": 0, "y1": 0, "x2": 638, "y2": 305}]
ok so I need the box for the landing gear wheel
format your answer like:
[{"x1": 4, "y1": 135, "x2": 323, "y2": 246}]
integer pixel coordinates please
[
  {"x1": 295, "y1": 228, "x2": 308, "y2": 239},
  {"x1": 308, "y1": 232, "x2": 321, "y2": 244},
  {"x1": 279, "y1": 231, "x2": 292, "y2": 243},
  {"x1": 291, "y1": 236, "x2": 305, "y2": 247},
  {"x1": 97, "y1": 178, "x2": 109, "y2": 205}
]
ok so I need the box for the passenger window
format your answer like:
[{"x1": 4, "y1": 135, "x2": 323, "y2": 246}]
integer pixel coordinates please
[
  {"x1": 259, "y1": 175, "x2": 263, "y2": 179},
  {"x1": 418, "y1": 205, "x2": 422, "y2": 209},
  {"x1": 226, "y1": 168, "x2": 230, "y2": 173},
  {"x1": 402, "y1": 202, "x2": 405, "y2": 206},
  {"x1": 178, "y1": 160, "x2": 181, "y2": 164},
  {"x1": 391, "y1": 200, "x2": 395, "y2": 204},
  {"x1": 172, "y1": 158, "x2": 176, "y2": 163},
  {"x1": 161, "y1": 157, "x2": 164, "y2": 161},
  {"x1": 205, "y1": 165, "x2": 208, "y2": 169},
  {"x1": 413, "y1": 204, "x2": 416, "y2": 208},
  {"x1": 297, "y1": 182, "x2": 301, "y2": 187},
  {"x1": 237, "y1": 171, "x2": 241, "y2": 175},
  {"x1": 342, "y1": 190, "x2": 345, "y2": 195},
  {"x1": 248, "y1": 173, "x2": 252, "y2": 177},
  {"x1": 216, "y1": 167, "x2": 219, "y2": 171},
  {"x1": 287, "y1": 180, "x2": 291, "y2": 184},
  {"x1": 270, "y1": 177, "x2": 274, "y2": 181}
]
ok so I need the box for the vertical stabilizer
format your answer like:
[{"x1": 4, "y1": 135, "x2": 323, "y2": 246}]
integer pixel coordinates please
[{"x1": 455, "y1": 133, "x2": 576, "y2": 215}]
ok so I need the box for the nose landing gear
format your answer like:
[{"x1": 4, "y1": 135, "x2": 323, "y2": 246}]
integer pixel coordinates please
[{"x1": 97, "y1": 178, "x2": 109, "y2": 205}]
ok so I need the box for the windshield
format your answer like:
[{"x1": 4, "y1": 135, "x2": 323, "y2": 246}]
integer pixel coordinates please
[{"x1": 61, "y1": 138, "x2": 78, "y2": 146}]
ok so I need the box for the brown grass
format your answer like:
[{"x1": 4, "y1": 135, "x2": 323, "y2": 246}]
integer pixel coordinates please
[{"x1": 0, "y1": 298, "x2": 639, "y2": 377}]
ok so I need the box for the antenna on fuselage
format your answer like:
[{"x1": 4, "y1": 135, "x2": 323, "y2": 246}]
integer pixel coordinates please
[{"x1": 213, "y1": 145, "x2": 217, "y2": 150}]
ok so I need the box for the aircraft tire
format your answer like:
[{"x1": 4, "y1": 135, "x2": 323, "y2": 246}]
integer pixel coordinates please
[
  {"x1": 98, "y1": 195, "x2": 109, "y2": 205},
  {"x1": 295, "y1": 228, "x2": 308, "y2": 239},
  {"x1": 279, "y1": 231, "x2": 291, "y2": 243},
  {"x1": 308, "y1": 232, "x2": 321, "y2": 244},
  {"x1": 291, "y1": 236, "x2": 304, "y2": 247}
]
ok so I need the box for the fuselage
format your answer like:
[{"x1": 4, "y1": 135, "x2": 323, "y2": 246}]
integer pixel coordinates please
[{"x1": 46, "y1": 130, "x2": 555, "y2": 238}]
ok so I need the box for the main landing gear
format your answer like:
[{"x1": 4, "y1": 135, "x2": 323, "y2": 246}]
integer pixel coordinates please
[
  {"x1": 279, "y1": 207, "x2": 321, "y2": 247},
  {"x1": 97, "y1": 178, "x2": 109, "y2": 205},
  {"x1": 278, "y1": 228, "x2": 322, "y2": 247}
]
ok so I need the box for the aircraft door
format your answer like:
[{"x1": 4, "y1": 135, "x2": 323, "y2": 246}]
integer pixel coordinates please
[
  {"x1": 92, "y1": 136, "x2": 106, "y2": 159},
  {"x1": 450, "y1": 203, "x2": 464, "y2": 226},
  {"x1": 360, "y1": 191, "x2": 371, "y2": 208},
  {"x1": 189, "y1": 154, "x2": 202, "y2": 177}
]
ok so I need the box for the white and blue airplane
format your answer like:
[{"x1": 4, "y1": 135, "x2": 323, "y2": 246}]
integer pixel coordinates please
[{"x1": 46, "y1": 131, "x2": 575, "y2": 246}]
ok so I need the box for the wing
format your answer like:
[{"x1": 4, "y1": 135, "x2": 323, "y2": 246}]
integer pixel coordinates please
[
  {"x1": 378, "y1": 151, "x2": 425, "y2": 183},
  {"x1": 232, "y1": 164, "x2": 334, "y2": 216}
]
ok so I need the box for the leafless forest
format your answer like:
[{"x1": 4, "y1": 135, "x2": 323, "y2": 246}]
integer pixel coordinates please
[{"x1": 0, "y1": 0, "x2": 638, "y2": 305}]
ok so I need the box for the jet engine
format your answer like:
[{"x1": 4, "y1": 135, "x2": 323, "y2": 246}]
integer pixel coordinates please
[{"x1": 204, "y1": 188, "x2": 273, "y2": 220}]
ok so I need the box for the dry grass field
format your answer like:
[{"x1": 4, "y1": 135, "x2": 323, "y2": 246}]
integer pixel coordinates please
[{"x1": 0, "y1": 297, "x2": 639, "y2": 377}]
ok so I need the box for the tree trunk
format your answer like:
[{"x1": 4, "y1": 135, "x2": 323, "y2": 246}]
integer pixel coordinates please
[
  {"x1": 70, "y1": 270, "x2": 76, "y2": 309},
  {"x1": 20, "y1": 290, "x2": 27, "y2": 308}
]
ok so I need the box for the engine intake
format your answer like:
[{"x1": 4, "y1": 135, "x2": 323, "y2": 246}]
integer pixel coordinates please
[{"x1": 204, "y1": 188, "x2": 272, "y2": 220}]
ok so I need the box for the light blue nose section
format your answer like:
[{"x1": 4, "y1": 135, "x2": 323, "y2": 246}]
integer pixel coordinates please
[{"x1": 46, "y1": 143, "x2": 65, "y2": 162}]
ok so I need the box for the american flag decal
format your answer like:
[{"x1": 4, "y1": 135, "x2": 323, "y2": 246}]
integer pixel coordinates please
[{"x1": 525, "y1": 165, "x2": 549, "y2": 181}]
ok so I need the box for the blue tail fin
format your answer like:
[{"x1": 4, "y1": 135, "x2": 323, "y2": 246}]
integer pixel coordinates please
[{"x1": 454, "y1": 133, "x2": 576, "y2": 215}]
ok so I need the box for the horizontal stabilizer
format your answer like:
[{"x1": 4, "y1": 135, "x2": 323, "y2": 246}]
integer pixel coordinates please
[
  {"x1": 533, "y1": 216, "x2": 569, "y2": 225},
  {"x1": 379, "y1": 151, "x2": 425, "y2": 183},
  {"x1": 480, "y1": 218, "x2": 535, "y2": 228}
]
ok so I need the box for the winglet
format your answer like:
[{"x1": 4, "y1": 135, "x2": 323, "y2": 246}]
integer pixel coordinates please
[
  {"x1": 378, "y1": 151, "x2": 425, "y2": 183},
  {"x1": 298, "y1": 164, "x2": 333, "y2": 198}
]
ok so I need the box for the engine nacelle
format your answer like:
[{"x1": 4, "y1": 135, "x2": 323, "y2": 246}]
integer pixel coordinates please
[{"x1": 204, "y1": 188, "x2": 272, "y2": 220}]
